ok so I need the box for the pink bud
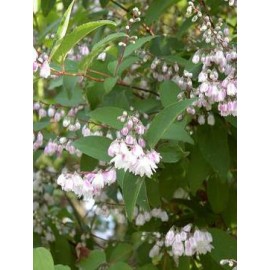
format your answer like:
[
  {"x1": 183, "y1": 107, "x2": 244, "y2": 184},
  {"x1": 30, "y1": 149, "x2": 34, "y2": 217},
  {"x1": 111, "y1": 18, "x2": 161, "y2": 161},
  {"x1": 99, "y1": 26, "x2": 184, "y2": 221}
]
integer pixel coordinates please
[
  {"x1": 135, "y1": 124, "x2": 145, "y2": 135},
  {"x1": 138, "y1": 138, "x2": 146, "y2": 148},
  {"x1": 121, "y1": 127, "x2": 129, "y2": 136},
  {"x1": 125, "y1": 135, "x2": 134, "y2": 145},
  {"x1": 127, "y1": 119, "x2": 133, "y2": 129}
]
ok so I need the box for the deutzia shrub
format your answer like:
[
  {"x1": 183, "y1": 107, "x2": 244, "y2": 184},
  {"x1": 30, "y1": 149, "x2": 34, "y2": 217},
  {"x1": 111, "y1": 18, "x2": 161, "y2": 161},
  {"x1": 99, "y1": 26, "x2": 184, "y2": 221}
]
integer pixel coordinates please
[{"x1": 33, "y1": 0, "x2": 237, "y2": 269}]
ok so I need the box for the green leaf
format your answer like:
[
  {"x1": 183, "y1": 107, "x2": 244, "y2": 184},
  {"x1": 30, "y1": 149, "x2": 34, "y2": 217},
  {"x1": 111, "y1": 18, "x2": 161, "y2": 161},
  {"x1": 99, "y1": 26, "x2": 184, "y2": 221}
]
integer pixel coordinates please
[
  {"x1": 138, "y1": 264, "x2": 158, "y2": 270},
  {"x1": 79, "y1": 32, "x2": 127, "y2": 71},
  {"x1": 137, "y1": 181, "x2": 151, "y2": 211},
  {"x1": 108, "y1": 262, "x2": 132, "y2": 270},
  {"x1": 122, "y1": 172, "x2": 144, "y2": 221},
  {"x1": 55, "y1": 86, "x2": 84, "y2": 107},
  {"x1": 89, "y1": 106, "x2": 124, "y2": 129},
  {"x1": 117, "y1": 56, "x2": 140, "y2": 75},
  {"x1": 145, "y1": 99, "x2": 196, "y2": 148},
  {"x1": 108, "y1": 243, "x2": 133, "y2": 263},
  {"x1": 208, "y1": 228, "x2": 237, "y2": 267},
  {"x1": 157, "y1": 142, "x2": 183, "y2": 163},
  {"x1": 124, "y1": 36, "x2": 156, "y2": 57},
  {"x1": 100, "y1": 0, "x2": 109, "y2": 7},
  {"x1": 79, "y1": 250, "x2": 106, "y2": 270},
  {"x1": 33, "y1": 247, "x2": 54, "y2": 270},
  {"x1": 146, "y1": 178, "x2": 160, "y2": 207},
  {"x1": 159, "y1": 80, "x2": 180, "y2": 107},
  {"x1": 54, "y1": 265, "x2": 71, "y2": 270},
  {"x1": 207, "y1": 176, "x2": 229, "y2": 214},
  {"x1": 50, "y1": 0, "x2": 75, "y2": 58},
  {"x1": 33, "y1": 118, "x2": 51, "y2": 131},
  {"x1": 197, "y1": 118, "x2": 230, "y2": 180},
  {"x1": 80, "y1": 154, "x2": 99, "y2": 171},
  {"x1": 104, "y1": 77, "x2": 118, "y2": 94},
  {"x1": 41, "y1": 0, "x2": 56, "y2": 17},
  {"x1": 51, "y1": 20, "x2": 116, "y2": 63},
  {"x1": 161, "y1": 122, "x2": 194, "y2": 144},
  {"x1": 55, "y1": 0, "x2": 74, "y2": 40},
  {"x1": 73, "y1": 136, "x2": 112, "y2": 162},
  {"x1": 144, "y1": 0, "x2": 179, "y2": 25},
  {"x1": 186, "y1": 146, "x2": 211, "y2": 194}
]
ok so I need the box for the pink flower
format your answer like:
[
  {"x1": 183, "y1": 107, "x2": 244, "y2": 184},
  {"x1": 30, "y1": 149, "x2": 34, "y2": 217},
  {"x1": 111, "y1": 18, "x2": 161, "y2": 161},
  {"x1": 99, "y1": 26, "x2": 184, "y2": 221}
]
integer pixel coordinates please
[{"x1": 40, "y1": 61, "x2": 50, "y2": 78}]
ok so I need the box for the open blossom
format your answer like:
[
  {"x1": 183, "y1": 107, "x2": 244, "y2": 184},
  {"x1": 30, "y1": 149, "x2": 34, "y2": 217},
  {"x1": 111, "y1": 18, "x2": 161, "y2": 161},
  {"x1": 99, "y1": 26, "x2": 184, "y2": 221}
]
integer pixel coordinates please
[
  {"x1": 57, "y1": 168, "x2": 116, "y2": 200},
  {"x1": 108, "y1": 112, "x2": 161, "y2": 178}
]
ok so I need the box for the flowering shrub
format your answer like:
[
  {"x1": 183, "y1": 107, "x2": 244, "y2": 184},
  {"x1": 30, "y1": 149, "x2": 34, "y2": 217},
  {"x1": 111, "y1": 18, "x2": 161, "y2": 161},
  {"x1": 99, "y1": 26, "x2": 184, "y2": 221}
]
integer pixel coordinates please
[{"x1": 33, "y1": 0, "x2": 237, "y2": 269}]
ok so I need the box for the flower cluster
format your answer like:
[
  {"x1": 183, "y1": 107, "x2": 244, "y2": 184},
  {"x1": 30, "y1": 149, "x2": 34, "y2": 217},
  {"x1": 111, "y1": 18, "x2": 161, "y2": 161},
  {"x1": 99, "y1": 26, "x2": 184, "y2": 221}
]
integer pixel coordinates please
[
  {"x1": 151, "y1": 57, "x2": 180, "y2": 82},
  {"x1": 33, "y1": 47, "x2": 51, "y2": 78},
  {"x1": 147, "y1": 224, "x2": 214, "y2": 265},
  {"x1": 164, "y1": 224, "x2": 213, "y2": 257},
  {"x1": 108, "y1": 111, "x2": 161, "y2": 178},
  {"x1": 192, "y1": 47, "x2": 237, "y2": 117},
  {"x1": 57, "y1": 168, "x2": 117, "y2": 200},
  {"x1": 134, "y1": 207, "x2": 169, "y2": 226}
]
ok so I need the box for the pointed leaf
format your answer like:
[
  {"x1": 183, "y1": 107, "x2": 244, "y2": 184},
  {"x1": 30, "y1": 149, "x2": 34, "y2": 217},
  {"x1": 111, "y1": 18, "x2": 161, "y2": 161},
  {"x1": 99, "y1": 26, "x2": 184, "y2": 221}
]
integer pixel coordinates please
[
  {"x1": 79, "y1": 250, "x2": 106, "y2": 270},
  {"x1": 122, "y1": 172, "x2": 144, "y2": 221},
  {"x1": 89, "y1": 106, "x2": 125, "y2": 129},
  {"x1": 145, "y1": 99, "x2": 196, "y2": 148},
  {"x1": 33, "y1": 247, "x2": 54, "y2": 270},
  {"x1": 124, "y1": 36, "x2": 156, "y2": 57},
  {"x1": 51, "y1": 20, "x2": 116, "y2": 63},
  {"x1": 79, "y1": 32, "x2": 127, "y2": 71},
  {"x1": 73, "y1": 136, "x2": 112, "y2": 162}
]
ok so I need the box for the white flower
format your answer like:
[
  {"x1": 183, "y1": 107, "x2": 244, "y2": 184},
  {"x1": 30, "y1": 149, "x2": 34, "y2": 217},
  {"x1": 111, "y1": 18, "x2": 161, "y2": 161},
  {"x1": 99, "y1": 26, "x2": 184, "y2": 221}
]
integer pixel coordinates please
[
  {"x1": 132, "y1": 155, "x2": 156, "y2": 178},
  {"x1": 39, "y1": 61, "x2": 50, "y2": 78},
  {"x1": 97, "y1": 52, "x2": 106, "y2": 61},
  {"x1": 135, "y1": 214, "x2": 145, "y2": 226},
  {"x1": 165, "y1": 229, "x2": 175, "y2": 247},
  {"x1": 149, "y1": 245, "x2": 160, "y2": 258},
  {"x1": 193, "y1": 230, "x2": 213, "y2": 255},
  {"x1": 92, "y1": 173, "x2": 105, "y2": 190},
  {"x1": 227, "y1": 82, "x2": 237, "y2": 96}
]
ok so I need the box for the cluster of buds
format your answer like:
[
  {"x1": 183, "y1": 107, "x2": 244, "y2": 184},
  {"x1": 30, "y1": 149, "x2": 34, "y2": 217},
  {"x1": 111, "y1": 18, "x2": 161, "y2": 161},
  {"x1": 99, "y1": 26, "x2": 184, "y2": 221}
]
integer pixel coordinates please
[
  {"x1": 108, "y1": 111, "x2": 161, "y2": 178},
  {"x1": 33, "y1": 47, "x2": 51, "y2": 78},
  {"x1": 33, "y1": 132, "x2": 43, "y2": 150},
  {"x1": 33, "y1": 102, "x2": 65, "y2": 122},
  {"x1": 62, "y1": 106, "x2": 84, "y2": 131},
  {"x1": 224, "y1": 0, "x2": 237, "y2": 7},
  {"x1": 43, "y1": 137, "x2": 81, "y2": 157},
  {"x1": 134, "y1": 207, "x2": 169, "y2": 226},
  {"x1": 148, "y1": 224, "x2": 214, "y2": 265},
  {"x1": 151, "y1": 57, "x2": 180, "y2": 82},
  {"x1": 220, "y1": 259, "x2": 237, "y2": 269},
  {"x1": 57, "y1": 168, "x2": 117, "y2": 200},
  {"x1": 118, "y1": 7, "x2": 141, "y2": 47}
]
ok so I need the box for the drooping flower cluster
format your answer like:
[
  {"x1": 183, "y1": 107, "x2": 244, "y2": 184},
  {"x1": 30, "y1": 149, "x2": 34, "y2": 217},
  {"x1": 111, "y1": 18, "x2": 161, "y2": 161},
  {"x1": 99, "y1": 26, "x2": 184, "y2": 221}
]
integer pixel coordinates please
[
  {"x1": 33, "y1": 47, "x2": 51, "y2": 78},
  {"x1": 192, "y1": 47, "x2": 237, "y2": 117},
  {"x1": 57, "y1": 168, "x2": 117, "y2": 200},
  {"x1": 147, "y1": 224, "x2": 213, "y2": 265},
  {"x1": 108, "y1": 111, "x2": 161, "y2": 178},
  {"x1": 33, "y1": 170, "x2": 76, "y2": 244},
  {"x1": 164, "y1": 224, "x2": 213, "y2": 257},
  {"x1": 134, "y1": 207, "x2": 169, "y2": 226}
]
